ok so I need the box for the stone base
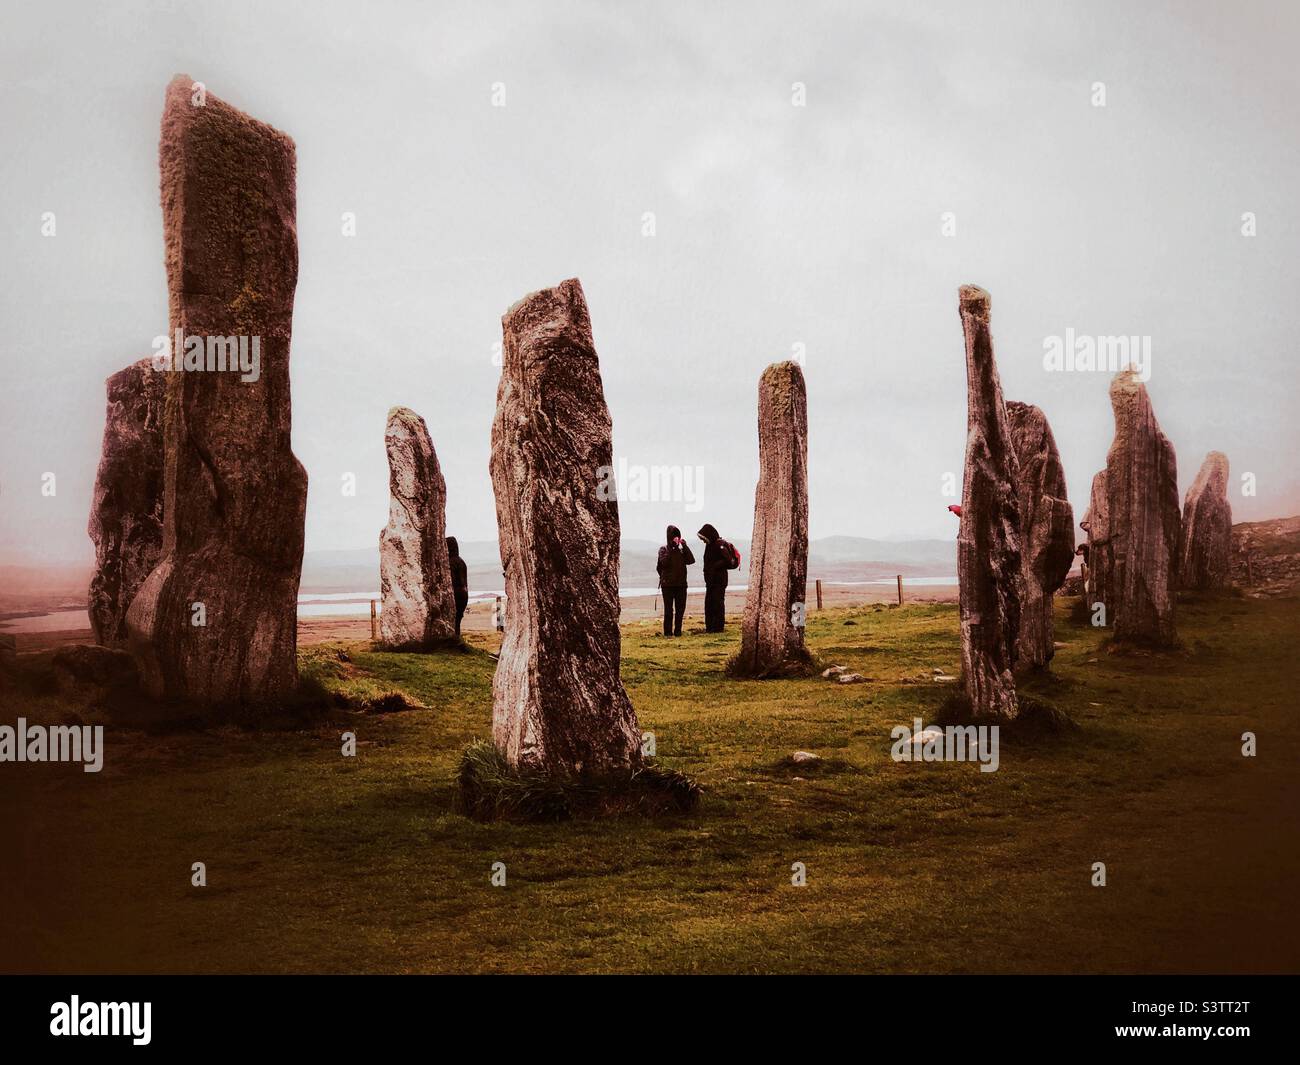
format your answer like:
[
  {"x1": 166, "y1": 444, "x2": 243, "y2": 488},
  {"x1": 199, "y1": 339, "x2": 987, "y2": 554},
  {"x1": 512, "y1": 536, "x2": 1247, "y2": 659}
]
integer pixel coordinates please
[{"x1": 456, "y1": 739, "x2": 700, "y2": 822}]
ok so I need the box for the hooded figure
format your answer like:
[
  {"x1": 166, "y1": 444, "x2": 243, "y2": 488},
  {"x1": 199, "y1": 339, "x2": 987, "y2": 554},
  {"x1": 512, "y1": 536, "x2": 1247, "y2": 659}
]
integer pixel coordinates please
[
  {"x1": 698, "y1": 523, "x2": 729, "y2": 633},
  {"x1": 446, "y1": 536, "x2": 469, "y2": 637},
  {"x1": 656, "y1": 524, "x2": 695, "y2": 637}
]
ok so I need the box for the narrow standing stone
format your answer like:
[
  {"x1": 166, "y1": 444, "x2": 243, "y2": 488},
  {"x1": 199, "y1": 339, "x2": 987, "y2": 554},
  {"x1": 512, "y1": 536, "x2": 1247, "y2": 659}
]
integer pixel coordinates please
[
  {"x1": 1104, "y1": 368, "x2": 1180, "y2": 646},
  {"x1": 732, "y1": 360, "x2": 812, "y2": 678},
  {"x1": 956, "y1": 286, "x2": 1021, "y2": 720},
  {"x1": 1082, "y1": 469, "x2": 1112, "y2": 615},
  {"x1": 379, "y1": 407, "x2": 456, "y2": 648},
  {"x1": 87, "y1": 358, "x2": 165, "y2": 646},
  {"x1": 489, "y1": 278, "x2": 641, "y2": 775},
  {"x1": 1178, "y1": 451, "x2": 1232, "y2": 591},
  {"x1": 1006, "y1": 401, "x2": 1074, "y2": 669},
  {"x1": 127, "y1": 76, "x2": 307, "y2": 705}
]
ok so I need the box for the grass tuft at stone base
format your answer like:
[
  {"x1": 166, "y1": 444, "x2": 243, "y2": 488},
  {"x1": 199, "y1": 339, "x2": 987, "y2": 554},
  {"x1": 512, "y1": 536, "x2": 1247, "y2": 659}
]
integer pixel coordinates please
[
  {"x1": 456, "y1": 739, "x2": 702, "y2": 822},
  {"x1": 935, "y1": 688, "x2": 1079, "y2": 741}
]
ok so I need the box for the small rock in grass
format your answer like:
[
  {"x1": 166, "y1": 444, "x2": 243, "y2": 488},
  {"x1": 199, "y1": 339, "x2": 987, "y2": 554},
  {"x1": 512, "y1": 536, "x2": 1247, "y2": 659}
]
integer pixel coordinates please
[
  {"x1": 791, "y1": 750, "x2": 820, "y2": 764},
  {"x1": 821, "y1": 665, "x2": 847, "y2": 678},
  {"x1": 837, "y1": 672, "x2": 866, "y2": 684}
]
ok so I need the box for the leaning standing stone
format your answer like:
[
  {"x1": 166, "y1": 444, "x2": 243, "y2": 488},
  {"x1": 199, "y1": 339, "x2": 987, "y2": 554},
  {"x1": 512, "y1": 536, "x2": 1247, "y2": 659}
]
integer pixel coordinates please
[
  {"x1": 1104, "y1": 368, "x2": 1180, "y2": 646},
  {"x1": 1178, "y1": 451, "x2": 1232, "y2": 591},
  {"x1": 379, "y1": 407, "x2": 457, "y2": 649},
  {"x1": 956, "y1": 286, "x2": 1021, "y2": 720},
  {"x1": 489, "y1": 278, "x2": 641, "y2": 775},
  {"x1": 126, "y1": 76, "x2": 307, "y2": 706},
  {"x1": 1006, "y1": 401, "x2": 1074, "y2": 669},
  {"x1": 87, "y1": 358, "x2": 165, "y2": 647},
  {"x1": 731, "y1": 360, "x2": 813, "y2": 678}
]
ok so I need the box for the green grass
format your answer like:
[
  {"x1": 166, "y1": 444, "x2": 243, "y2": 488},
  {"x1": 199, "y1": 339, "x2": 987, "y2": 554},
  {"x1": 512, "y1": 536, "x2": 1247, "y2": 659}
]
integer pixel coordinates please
[{"x1": 2, "y1": 596, "x2": 1297, "y2": 973}]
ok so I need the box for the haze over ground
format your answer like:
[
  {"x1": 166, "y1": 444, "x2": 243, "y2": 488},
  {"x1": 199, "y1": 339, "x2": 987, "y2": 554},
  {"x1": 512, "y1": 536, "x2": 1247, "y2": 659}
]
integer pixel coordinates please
[{"x1": 2, "y1": 0, "x2": 1298, "y2": 567}]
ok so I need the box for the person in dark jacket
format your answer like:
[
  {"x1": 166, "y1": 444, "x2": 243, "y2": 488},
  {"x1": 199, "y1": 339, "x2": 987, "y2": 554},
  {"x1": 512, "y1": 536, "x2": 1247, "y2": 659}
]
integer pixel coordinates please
[
  {"x1": 656, "y1": 524, "x2": 695, "y2": 637},
  {"x1": 698, "y1": 523, "x2": 730, "y2": 633},
  {"x1": 447, "y1": 536, "x2": 469, "y2": 637}
]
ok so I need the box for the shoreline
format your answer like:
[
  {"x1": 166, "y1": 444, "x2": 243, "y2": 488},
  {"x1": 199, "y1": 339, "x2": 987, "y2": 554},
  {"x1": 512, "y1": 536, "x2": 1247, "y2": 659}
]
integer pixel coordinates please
[{"x1": 6, "y1": 583, "x2": 959, "y2": 652}]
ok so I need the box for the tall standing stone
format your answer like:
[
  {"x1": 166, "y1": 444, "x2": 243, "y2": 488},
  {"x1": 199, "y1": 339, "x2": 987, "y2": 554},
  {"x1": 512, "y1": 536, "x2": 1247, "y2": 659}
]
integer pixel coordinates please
[
  {"x1": 1178, "y1": 451, "x2": 1232, "y2": 591},
  {"x1": 88, "y1": 358, "x2": 165, "y2": 646},
  {"x1": 1081, "y1": 470, "x2": 1112, "y2": 612},
  {"x1": 379, "y1": 407, "x2": 456, "y2": 648},
  {"x1": 1104, "y1": 368, "x2": 1179, "y2": 646},
  {"x1": 1006, "y1": 401, "x2": 1074, "y2": 669},
  {"x1": 732, "y1": 360, "x2": 812, "y2": 678},
  {"x1": 126, "y1": 76, "x2": 307, "y2": 704},
  {"x1": 956, "y1": 286, "x2": 1021, "y2": 720},
  {"x1": 489, "y1": 278, "x2": 640, "y2": 775}
]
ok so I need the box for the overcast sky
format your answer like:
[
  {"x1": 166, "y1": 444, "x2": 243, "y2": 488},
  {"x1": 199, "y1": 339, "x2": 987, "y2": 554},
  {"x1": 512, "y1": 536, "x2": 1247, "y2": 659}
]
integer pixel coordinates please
[{"x1": 2, "y1": 0, "x2": 1298, "y2": 566}]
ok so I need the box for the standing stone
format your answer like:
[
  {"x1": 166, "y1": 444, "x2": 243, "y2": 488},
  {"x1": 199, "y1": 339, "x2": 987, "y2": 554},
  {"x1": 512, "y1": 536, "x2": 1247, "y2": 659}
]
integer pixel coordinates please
[
  {"x1": 731, "y1": 360, "x2": 812, "y2": 678},
  {"x1": 1178, "y1": 451, "x2": 1232, "y2": 591},
  {"x1": 1006, "y1": 401, "x2": 1074, "y2": 669},
  {"x1": 379, "y1": 407, "x2": 456, "y2": 648},
  {"x1": 126, "y1": 76, "x2": 307, "y2": 705},
  {"x1": 87, "y1": 358, "x2": 165, "y2": 646},
  {"x1": 1081, "y1": 470, "x2": 1112, "y2": 613},
  {"x1": 489, "y1": 278, "x2": 640, "y2": 775},
  {"x1": 1104, "y1": 368, "x2": 1180, "y2": 646},
  {"x1": 956, "y1": 286, "x2": 1021, "y2": 720}
]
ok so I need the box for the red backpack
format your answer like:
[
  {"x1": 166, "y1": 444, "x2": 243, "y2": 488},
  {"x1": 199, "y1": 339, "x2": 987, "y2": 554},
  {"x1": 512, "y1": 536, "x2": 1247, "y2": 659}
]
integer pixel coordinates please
[{"x1": 718, "y1": 539, "x2": 741, "y2": 570}]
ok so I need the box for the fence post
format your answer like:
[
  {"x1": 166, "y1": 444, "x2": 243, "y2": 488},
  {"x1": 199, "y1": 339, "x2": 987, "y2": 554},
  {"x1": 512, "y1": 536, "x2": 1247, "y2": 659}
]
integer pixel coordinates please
[
  {"x1": 370, "y1": 599, "x2": 378, "y2": 640},
  {"x1": 815, "y1": 578, "x2": 823, "y2": 610},
  {"x1": 896, "y1": 575, "x2": 903, "y2": 606}
]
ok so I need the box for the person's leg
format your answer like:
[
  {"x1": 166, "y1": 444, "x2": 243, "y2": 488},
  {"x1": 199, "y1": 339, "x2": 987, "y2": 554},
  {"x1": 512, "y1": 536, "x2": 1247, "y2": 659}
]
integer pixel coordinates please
[
  {"x1": 662, "y1": 591, "x2": 673, "y2": 636},
  {"x1": 704, "y1": 583, "x2": 720, "y2": 632},
  {"x1": 672, "y1": 587, "x2": 686, "y2": 636}
]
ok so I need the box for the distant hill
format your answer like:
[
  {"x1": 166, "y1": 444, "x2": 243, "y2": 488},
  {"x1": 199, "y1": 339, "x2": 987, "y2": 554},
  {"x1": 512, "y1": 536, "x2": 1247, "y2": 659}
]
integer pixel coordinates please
[
  {"x1": 299, "y1": 535, "x2": 957, "y2": 593},
  {"x1": 808, "y1": 535, "x2": 956, "y2": 568},
  {"x1": 1232, "y1": 516, "x2": 1300, "y2": 594},
  {"x1": 0, "y1": 533, "x2": 959, "y2": 610}
]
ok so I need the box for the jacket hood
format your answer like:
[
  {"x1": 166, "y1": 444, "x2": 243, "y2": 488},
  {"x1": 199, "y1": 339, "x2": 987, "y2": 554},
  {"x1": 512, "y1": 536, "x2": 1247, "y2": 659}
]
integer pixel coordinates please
[
  {"x1": 666, "y1": 524, "x2": 681, "y2": 545},
  {"x1": 446, "y1": 536, "x2": 459, "y2": 558},
  {"x1": 697, "y1": 523, "x2": 719, "y2": 542}
]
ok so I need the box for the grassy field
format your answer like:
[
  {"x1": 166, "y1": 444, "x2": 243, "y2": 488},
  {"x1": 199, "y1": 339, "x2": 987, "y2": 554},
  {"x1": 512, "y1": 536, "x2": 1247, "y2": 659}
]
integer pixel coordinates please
[{"x1": 3, "y1": 594, "x2": 1298, "y2": 974}]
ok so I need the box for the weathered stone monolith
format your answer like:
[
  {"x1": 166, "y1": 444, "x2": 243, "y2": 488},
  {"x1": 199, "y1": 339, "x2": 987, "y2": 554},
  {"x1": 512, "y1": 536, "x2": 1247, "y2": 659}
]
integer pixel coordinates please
[
  {"x1": 731, "y1": 360, "x2": 812, "y2": 678},
  {"x1": 1082, "y1": 470, "x2": 1113, "y2": 613},
  {"x1": 956, "y1": 286, "x2": 1021, "y2": 720},
  {"x1": 489, "y1": 278, "x2": 641, "y2": 775},
  {"x1": 1104, "y1": 368, "x2": 1179, "y2": 646},
  {"x1": 88, "y1": 358, "x2": 165, "y2": 646},
  {"x1": 1006, "y1": 401, "x2": 1074, "y2": 669},
  {"x1": 1178, "y1": 451, "x2": 1232, "y2": 591},
  {"x1": 126, "y1": 76, "x2": 307, "y2": 705},
  {"x1": 379, "y1": 407, "x2": 456, "y2": 649}
]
